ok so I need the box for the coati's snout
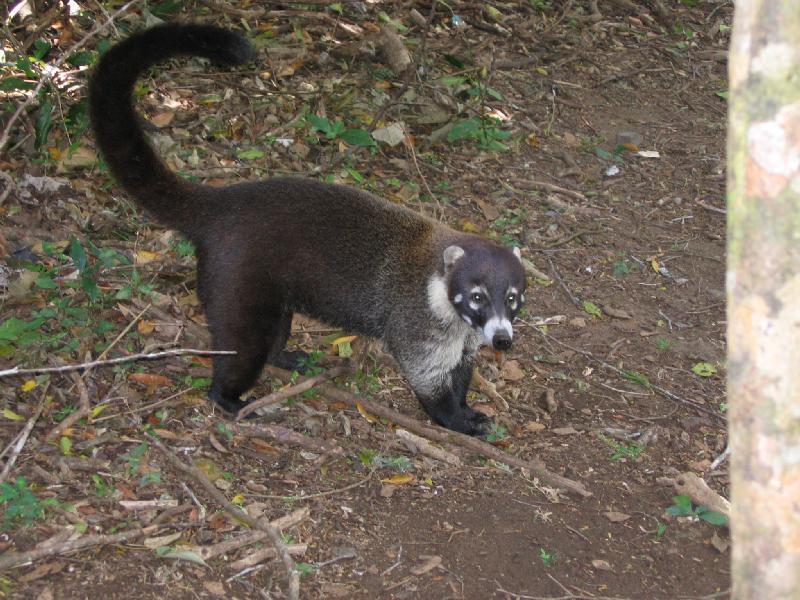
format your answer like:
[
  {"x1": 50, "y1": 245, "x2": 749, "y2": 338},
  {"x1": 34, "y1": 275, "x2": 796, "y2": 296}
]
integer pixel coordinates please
[{"x1": 444, "y1": 243, "x2": 526, "y2": 351}]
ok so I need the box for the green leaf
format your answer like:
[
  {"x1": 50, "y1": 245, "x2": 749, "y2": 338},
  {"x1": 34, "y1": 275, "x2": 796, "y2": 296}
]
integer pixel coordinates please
[
  {"x1": 156, "y1": 547, "x2": 208, "y2": 566},
  {"x1": 67, "y1": 51, "x2": 94, "y2": 67},
  {"x1": 439, "y1": 75, "x2": 466, "y2": 87},
  {"x1": 691, "y1": 362, "x2": 717, "y2": 377},
  {"x1": 698, "y1": 509, "x2": 728, "y2": 526},
  {"x1": 35, "y1": 96, "x2": 53, "y2": 149},
  {"x1": 337, "y1": 341, "x2": 353, "y2": 358},
  {"x1": 443, "y1": 54, "x2": 466, "y2": 69},
  {"x1": 340, "y1": 128, "x2": 375, "y2": 147},
  {"x1": 447, "y1": 119, "x2": 480, "y2": 142},
  {"x1": 236, "y1": 148, "x2": 264, "y2": 160},
  {"x1": 31, "y1": 39, "x2": 52, "y2": 60},
  {"x1": 59, "y1": 436, "x2": 72, "y2": 456},
  {"x1": 622, "y1": 370, "x2": 651, "y2": 389},
  {"x1": 70, "y1": 237, "x2": 88, "y2": 272},
  {"x1": 307, "y1": 114, "x2": 333, "y2": 135},
  {"x1": 35, "y1": 274, "x2": 57, "y2": 289},
  {"x1": 582, "y1": 301, "x2": 602, "y2": 318},
  {"x1": 0, "y1": 77, "x2": 35, "y2": 91},
  {"x1": 594, "y1": 147, "x2": 614, "y2": 161}
]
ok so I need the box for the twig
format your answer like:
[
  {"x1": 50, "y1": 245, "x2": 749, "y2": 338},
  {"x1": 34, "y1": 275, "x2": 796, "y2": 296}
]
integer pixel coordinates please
[
  {"x1": 250, "y1": 469, "x2": 375, "y2": 502},
  {"x1": 709, "y1": 445, "x2": 730, "y2": 471},
  {"x1": 508, "y1": 178, "x2": 586, "y2": 201},
  {"x1": 0, "y1": 525, "x2": 157, "y2": 571},
  {"x1": 235, "y1": 365, "x2": 349, "y2": 420},
  {"x1": 695, "y1": 198, "x2": 726, "y2": 214},
  {"x1": 0, "y1": 383, "x2": 48, "y2": 483},
  {"x1": 396, "y1": 428, "x2": 461, "y2": 466},
  {"x1": 45, "y1": 372, "x2": 90, "y2": 442},
  {"x1": 149, "y1": 436, "x2": 300, "y2": 599},
  {"x1": 264, "y1": 365, "x2": 591, "y2": 498},
  {"x1": 229, "y1": 422, "x2": 342, "y2": 455},
  {"x1": 546, "y1": 255, "x2": 581, "y2": 307},
  {"x1": 0, "y1": 0, "x2": 141, "y2": 152},
  {"x1": 0, "y1": 348, "x2": 236, "y2": 378}
]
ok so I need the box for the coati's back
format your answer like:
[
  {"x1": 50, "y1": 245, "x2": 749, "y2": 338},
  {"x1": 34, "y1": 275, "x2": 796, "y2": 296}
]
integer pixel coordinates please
[{"x1": 198, "y1": 177, "x2": 445, "y2": 336}]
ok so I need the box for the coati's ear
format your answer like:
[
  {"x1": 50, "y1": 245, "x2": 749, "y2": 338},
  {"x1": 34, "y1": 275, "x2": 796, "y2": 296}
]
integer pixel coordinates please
[
  {"x1": 512, "y1": 246, "x2": 522, "y2": 262},
  {"x1": 443, "y1": 245, "x2": 465, "y2": 270}
]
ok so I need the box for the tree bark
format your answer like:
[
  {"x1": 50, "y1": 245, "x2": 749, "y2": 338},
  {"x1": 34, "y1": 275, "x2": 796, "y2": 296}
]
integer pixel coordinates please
[{"x1": 728, "y1": 2, "x2": 800, "y2": 597}]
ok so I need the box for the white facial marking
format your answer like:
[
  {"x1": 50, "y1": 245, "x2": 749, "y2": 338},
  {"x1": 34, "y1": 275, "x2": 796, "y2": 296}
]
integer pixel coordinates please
[
  {"x1": 512, "y1": 246, "x2": 522, "y2": 261},
  {"x1": 454, "y1": 293, "x2": 463, "y2": 304},
  {"x1": 469, "y1": 301, "x2": 480, "y2": 311},
  {"x1": 520, "y1": 293, "x2": 525, "y2": 303},
  {"x1": 462, "y1": 314, "x2": 473, "y2": 325},
  {"x1": 482, "y1": 316, "x2": 513, "y2": 346}
]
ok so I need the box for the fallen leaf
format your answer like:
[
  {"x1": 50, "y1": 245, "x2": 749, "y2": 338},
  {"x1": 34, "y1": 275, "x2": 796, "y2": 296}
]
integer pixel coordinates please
[
  {"x1": 249, "y1": 439, "x2": 281, "y2": 455},
  {"x1": 202, "y1": 581, "x2": 226, "y2": 597},
  {"x1": 499, "y1": 360, "x2": 525, "y2": 382},
  {"x1": 524, "y1": 421, "x2": 546, "y2": 432},
  {"x1": 602, "y1": 305, "x2": 631, "y2": 319},
  {"x1": 3, "y1": 408, "x2": 25, "y2": 421},
  {"x1": 591, "y1": 559, "x2": 613, "y2": 571},
  {"x1": 380, "y1": 484, "x2": 397, "y2": 498},
  {"x1": 710, "y1": 531, "x2": 729, "y2": 553},
  {"x1": 137, "y1": 319, "x2": 156, "y2": 334},
  {"x1": 474, "y1": 197, "x2": 500, "y2": 221},
  {"x1": 128, "y1": 372, "x2": 172, "y2": 388},
  {"x1": 372, "y1": 123, "x2": 406, "y2": 146},
  {"x1": 150, "y1": 111, "x2": 175, "y2": 127},
  {"x1": 410, "y1": 555, "x2": 442, "y2": 576},
  {"x1": 21, "y1": 379, "x2": 37, "y2": 392},
  {"x1": 381, "y1": 474, "x2": 414, "y2": 485},
  {"x1": 135, "y1": 250, "x2": 160, "y2": 265},
  {"x1": 604, "y1": 511, "x2": 631, "y2": 523},
  {"x1": 552, "y1": 426, "x2": 580, "y2": 436},
  {"x1": 356, "y1": 402, "x2": 377, "y2": 423},
  {"x1": 144, "y1": 532, "x2": 182, "y2": 549}
]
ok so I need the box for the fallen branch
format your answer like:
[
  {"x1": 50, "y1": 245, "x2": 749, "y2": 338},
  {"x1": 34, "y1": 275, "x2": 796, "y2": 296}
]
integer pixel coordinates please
[
  {"x1": 189, "y1": 508, "x2": 309, "y2": 560},
  {"x1": 45, "y1": 372, "x2": 89, "y2": 442},
  {"x1": 396, "y1": 428, "x2": 461, "y2": 466},
  {"x1": 0, "y1": 348, "x2": 235, "y2": 378},
  {"x1": 509, "y1": 178, "x2": 586, "y2": 201},
  {"x1": 0, "y1": 525, "x2": 156, "y2": 571},
  {"x1": 230, "y1": 543, "x2": 308, "y2": 571},
  {"x1": 230, "y1": 422, "x2": 342, "y2": 455},
  {"x1": 674, "y1": 472, "x2": 730, "y2": 519},
  {"x1": 149, "y1": 436, "x2": 300, "y2": 599},
  {"x1": 0, "y1": 383, "x2": 48, "y2": 484},
  {"x1": 235, "y1": 365, "x2": 349, "y2": 420},
  {"x1": 264, "y1": 366, "x2": 591, "y2": 498}
]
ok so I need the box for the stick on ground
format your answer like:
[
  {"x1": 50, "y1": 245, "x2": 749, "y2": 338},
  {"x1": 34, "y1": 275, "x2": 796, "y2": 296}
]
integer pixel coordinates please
[
  {"x1": 149, "y1": 436, "x2": 301, "y2": 599},
  {"x1": 264, "y1": 365, "x2": 591, "y2": 498}
]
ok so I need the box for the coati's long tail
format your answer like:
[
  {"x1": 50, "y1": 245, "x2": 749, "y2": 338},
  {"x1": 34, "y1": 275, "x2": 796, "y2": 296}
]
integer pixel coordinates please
[{"x1": 89, "y1": 24, "x2": 254, "y2": 232}]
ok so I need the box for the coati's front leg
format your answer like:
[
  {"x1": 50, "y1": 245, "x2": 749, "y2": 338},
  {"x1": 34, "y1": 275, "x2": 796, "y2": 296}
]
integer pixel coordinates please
[{"x1": 408, "y1": 352, "x2": 492, "y2": 436}]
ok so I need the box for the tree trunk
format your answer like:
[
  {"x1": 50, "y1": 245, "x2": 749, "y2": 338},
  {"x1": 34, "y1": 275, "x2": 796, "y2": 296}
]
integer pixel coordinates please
[{"x1": 728, "y1": 1, "x2": 800, "y2": 597}]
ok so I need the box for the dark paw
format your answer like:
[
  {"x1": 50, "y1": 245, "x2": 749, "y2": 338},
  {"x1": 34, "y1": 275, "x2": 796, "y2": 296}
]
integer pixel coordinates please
[
  {"x1": 438, "y1": 408, "x2": 494, "y2": 437},
  {"x1": 270, "y1": 350, "x2": 311, "y2": 373},
  {"x1": 209, "y1": 388, "x2": 250, "y2": 417}
]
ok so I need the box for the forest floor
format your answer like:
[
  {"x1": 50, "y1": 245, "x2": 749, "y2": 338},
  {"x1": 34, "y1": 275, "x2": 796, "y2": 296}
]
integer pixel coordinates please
[{"x1": 0, "y1": 1, "x2": 731, "y2": 598}]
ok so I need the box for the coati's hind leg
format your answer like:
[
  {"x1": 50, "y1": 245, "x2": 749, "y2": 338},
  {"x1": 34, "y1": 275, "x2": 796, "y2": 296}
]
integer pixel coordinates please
[
  {"x1": 264, "y1": 309, "x2": 311, "y2": 372},
  {"x1": 206, "y1": 294, "x2": 287, "y2": 415}
]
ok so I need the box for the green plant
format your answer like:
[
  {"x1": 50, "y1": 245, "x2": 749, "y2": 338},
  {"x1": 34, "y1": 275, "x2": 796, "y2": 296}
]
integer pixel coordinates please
[
  {"x1": 485, "y1": 423, "x2": 508, "y2": 442},
  {"x1": 666, "y1": 495, "x2": 728, "y2": 526},
  {"x1": 122, "y1": 442, "x2": 149, "y2": 476},
  {"x1": 654, "y1": 337, "x2": 671, "y2": 351},
  {"x1": 0, "y1": 477, "x2": 56, "y2": 527},
  {"x1": 306, "y1": 114, "x2": 375, "y2": 147},
  {"x1": 598, "y1": 434, "x2": 644, "y2": 461},
  {"x1": 447, "y1": 117, "x2": 511, "y2": 151},
  {"x1": 538, "y1": 548, "x2": 556, "y2": 566}
]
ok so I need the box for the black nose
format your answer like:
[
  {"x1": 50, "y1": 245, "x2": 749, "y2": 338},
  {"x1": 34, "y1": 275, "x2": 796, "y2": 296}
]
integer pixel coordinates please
[{"x1": 493, "y1": 332, "x2": 512, "y2": 351}]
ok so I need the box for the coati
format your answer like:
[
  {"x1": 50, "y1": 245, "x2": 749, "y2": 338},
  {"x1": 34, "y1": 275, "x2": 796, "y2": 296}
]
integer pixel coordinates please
[{"x1": 89, "y1": 24, "x2": 526, "y2": 436}]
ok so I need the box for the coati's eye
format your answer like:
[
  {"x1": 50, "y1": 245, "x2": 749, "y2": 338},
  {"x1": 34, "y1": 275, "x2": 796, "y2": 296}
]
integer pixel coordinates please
[
  {"x1": 507, "y1": 293, "x2": 517, "y2": 305},
  {"x1": 471, "y1": 292, "x2": 484, "y2": 304}
]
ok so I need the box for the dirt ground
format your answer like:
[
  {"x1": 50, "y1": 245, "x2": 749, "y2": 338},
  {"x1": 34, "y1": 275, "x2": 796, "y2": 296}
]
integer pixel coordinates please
[{"x1": 0, "y1": 1, "x2": 730, "y2": 598}]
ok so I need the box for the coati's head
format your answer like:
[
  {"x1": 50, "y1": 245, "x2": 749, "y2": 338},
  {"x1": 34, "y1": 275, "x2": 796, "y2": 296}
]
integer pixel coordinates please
[{"x1": 435, "y1": 241, "x2": 526, "y2": 350}]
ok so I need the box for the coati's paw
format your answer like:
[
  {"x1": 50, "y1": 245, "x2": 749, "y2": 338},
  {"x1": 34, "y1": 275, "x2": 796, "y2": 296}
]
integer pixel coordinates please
[
  {"x1": 270, "y1": 350, "x2": 312, "y2": 373},
  {"x1": 443, "y1": 407, "x2": 493, "y2": 437},
  {"x1": 209, "y1": 388, "x2": 254, "y2": 418}
]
